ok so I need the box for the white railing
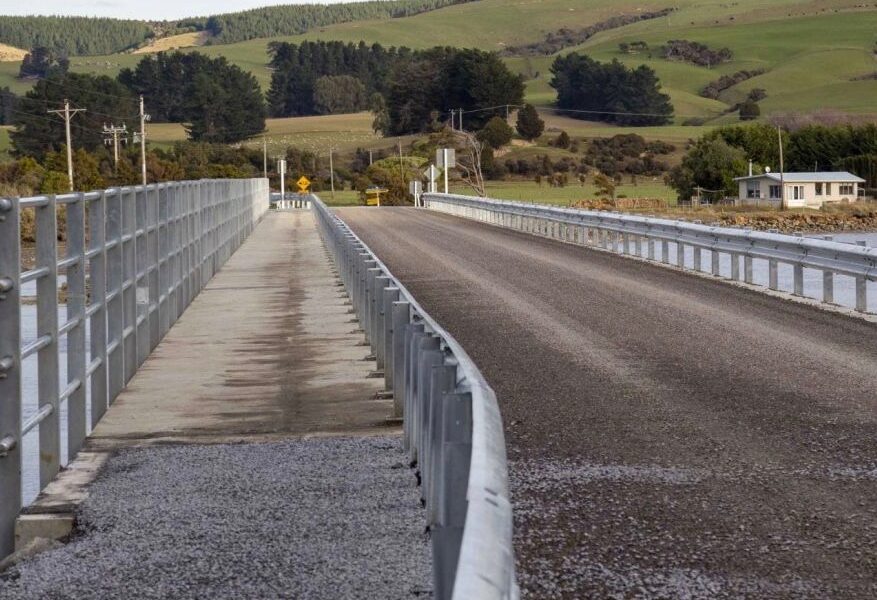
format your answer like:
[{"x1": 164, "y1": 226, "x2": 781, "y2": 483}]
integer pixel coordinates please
[
  {"x1": 424, "y1": 193, "x2": 877, "y2": 314},
  {"x1": 0, "y1": 179, "x2": 269, "y2": 558}
]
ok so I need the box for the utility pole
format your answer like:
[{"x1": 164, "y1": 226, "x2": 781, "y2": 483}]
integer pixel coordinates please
[
  {"x1": 368, "y1": 150, "x2": 373, "y2": 166},
  {"x1": 102, "y1": 123, "x2": 127, "y2": 170},
  {"x1": 262, "y1": 136, "x2": 268, "y2": 179},
  {"x1": 398, "y1": 141, "x2": 405, "y2": 180},
  {"x1": 138, "y1": 95, "x2": 150, "y2": 186},
  {"x1": 47, "y1": 99, "x2": 86, "y2": 192},
  {"x1": 328, "y1": 147, "x2": 335, "y2": 202},
  {"x1": 777, "y1": 126, "x2": 786, "y2": 209},
  {"x1": 458, "y1": 108, "x2": 464, "y2": 131},
  {"x1": 449, "y1": 109, "x2": 456, "y2": 131}
]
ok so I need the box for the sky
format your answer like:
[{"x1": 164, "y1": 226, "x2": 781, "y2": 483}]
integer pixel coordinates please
[{"x1": 0, "y1": 1, "x2": 358, "y2": 21}]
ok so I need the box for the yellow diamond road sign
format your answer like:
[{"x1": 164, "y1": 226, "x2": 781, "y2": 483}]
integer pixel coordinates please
[{"x1": 296, "y1": 176, "x2": 311, "y2": 192}]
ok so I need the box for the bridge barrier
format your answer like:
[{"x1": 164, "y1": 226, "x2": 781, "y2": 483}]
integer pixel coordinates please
[
  {"x1": 269, "y1": 192, "x2": 311, "y2": 209},
  {"x1": 424, "y1": 193, "x2": 877, "y2": 314},
  {"x1": 0, "y1": 178, "x2": 269, "y2": 557},
  {"x1": 311, "y1": 196, "x2": 518, "y2": 600}
]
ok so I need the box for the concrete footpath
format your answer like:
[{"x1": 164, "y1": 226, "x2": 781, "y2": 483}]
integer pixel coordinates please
[{"x1": 0, "y1": 210, "x2": 432, "y2": 599}]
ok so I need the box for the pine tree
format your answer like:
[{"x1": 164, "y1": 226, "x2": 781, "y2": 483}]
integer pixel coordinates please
[{"x1": 516, "y1": 104, "x2": 544, "y2": 141}]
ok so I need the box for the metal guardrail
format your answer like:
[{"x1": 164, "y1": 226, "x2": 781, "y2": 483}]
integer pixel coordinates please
[
  {"x1": 424, "y1": 193, "x2": 877, "y2": 314},
  {"x1": 311, "y1": 196, "x2": 518, "y2": 600},
  {"x1": 0, "y1": 178, "x2": 269, "y2": 557},
  {"x1": 269, "y1": 192, "x2": 311, "y2": 208}
]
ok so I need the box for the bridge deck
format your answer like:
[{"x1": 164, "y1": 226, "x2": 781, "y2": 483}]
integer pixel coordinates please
[
  {"x1": 340, "y1": 206, "x2": 877, "y2": 600},
  {"x1": 0, "y1": 210, "x2": 431, "y2": 599},
  {"x1": 89, "y1": 209, "x2": 392, "y2": 446}
]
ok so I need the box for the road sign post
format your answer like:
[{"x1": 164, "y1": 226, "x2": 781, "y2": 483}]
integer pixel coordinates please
[
  {"x1": 436, "y1": 149, "x2": 455, "y2": 194},
  {"x1": 409, "y1": 180, "x2": 423, "y2": 207},
  {"x1": 424, "y1": 165, "x2": 439, "y2": 194}
]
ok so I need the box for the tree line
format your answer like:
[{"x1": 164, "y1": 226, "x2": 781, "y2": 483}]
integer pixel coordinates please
[
  {"x1": 204, "y1": 0, "x2": 474, "y2": 44},
  {"x1": 550, "y1": 53, "x2": 674, "y2": 126},
  {"x1": 669, "y1": 123, "x2": 877, "y2": 200},
  {"x1": 0, "y1": 16, "x2": 151, "y2": 56},
  {"x1": 267, "y1": 41, "x2": 410, "y2": 117},
  {"x1": 267, "y1": 41, "x2": 524, "y2": 135},
  {"x1": 0, "y1": 142, "x2": 269, "y2": 199},
  {"x1": 0, "y1": 0, "x2": 473, "y2": 56},
  {"x1": 11, "y1": 52, "x2": 266, "y2": 160}
]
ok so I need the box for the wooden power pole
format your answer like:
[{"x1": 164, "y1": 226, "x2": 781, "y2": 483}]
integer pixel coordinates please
[{"x1": 47, "y1": 99, "x2": 86, "y2": 192}]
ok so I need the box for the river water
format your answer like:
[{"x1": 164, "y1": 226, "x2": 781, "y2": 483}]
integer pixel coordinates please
[{"x1": 16, "y1": 231, "x2": 877, "y2": 505}]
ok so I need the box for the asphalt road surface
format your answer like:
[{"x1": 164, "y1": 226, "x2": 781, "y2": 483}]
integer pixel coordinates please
[{"x1": 338, "y1": 207, "x2": 877, "y2": 600}]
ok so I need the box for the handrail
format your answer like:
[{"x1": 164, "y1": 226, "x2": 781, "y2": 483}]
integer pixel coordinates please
[
  {"x1": 424, "y1": 193, "x2": 877, "y2": 314},
  {"x1": 0, "y1": 178, "x2": 270, "y2": 559},
  {"x1": 311, "y1": 196, "x2": 518, "y2": 600}
]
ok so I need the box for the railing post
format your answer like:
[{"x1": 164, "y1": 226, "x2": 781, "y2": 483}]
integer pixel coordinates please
[
  {"x1": 122, "y1": 188, "x2": 137, "y2": 384},
  {"x1": 768, "y1": 258, "x2": 779, "y2": 290},
  {"x1": 793, "y1": 264, "x2": 804, "y2": 296},
  {"x1": 392, "y1": 301, "x2": 411, "y2": 418},
  {"x1": 147, "y1": 185, "x2": 160, "y2": 351},
  {"x1": 88, "y1": 192, "x2": 108, "y2": 427},
  {"x1": 403, "y1": 322, "x2": 426, "y2": 457},
  {"x1": 65, "y1": 194, "x2": 88, "y2": 458},
  {"x1": 855, "y1": 276, "x2": 867, "y2": 312},
  {"x1": 135, "y1": 185, "x2": 150, "y2": 366},
  {"x1": 426, "y1": 363, "x2": 457, "y2": 526},
  {"x1": 433, "y1": 391, "x2": 472, "y2": 600},
  {"x1": 106, "y1": 188, "x2": 124, "y2": 403},
  {"x1": 374, "y1": 275, "x2": 391, "y2": 369},
  {"x1": 37, "y1": 195, "x2": 60, "y2": 488},
  {"x1": 0, "y1": 196, "x2": 22, "y2": 559},
  {"x1": 383, "y1": 287, "x2": 400, "y2": 391}
]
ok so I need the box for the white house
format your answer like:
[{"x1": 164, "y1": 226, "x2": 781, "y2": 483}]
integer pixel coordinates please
[{"x1": 734, "y1": 171, "x2": 865, "y2": 208}]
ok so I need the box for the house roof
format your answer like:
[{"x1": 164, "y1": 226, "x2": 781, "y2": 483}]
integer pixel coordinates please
[{"x1": 734, "y1": 171, "x2": 865, "y2": 183}]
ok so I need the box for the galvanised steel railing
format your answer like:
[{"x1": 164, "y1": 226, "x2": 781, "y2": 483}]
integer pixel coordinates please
[
  {"x1": 0, "y1": 178, "x2": 269, "y2": 557},
  {"x1": 424, "y1": 193, "x2": 877, "y2": 314},
  {"x1": 311, "y1": 196, "x2": 518, "y2": 600}
]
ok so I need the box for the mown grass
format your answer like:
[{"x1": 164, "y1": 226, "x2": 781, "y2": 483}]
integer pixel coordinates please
[{"x1": 147, "y1": 112, "x2": 418, "y2": 156}]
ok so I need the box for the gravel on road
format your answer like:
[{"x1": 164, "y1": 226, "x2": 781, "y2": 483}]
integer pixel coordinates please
[
  {"x1": 0, "y1": 436, "x2": 432, "y2": 600},
  {"x1": 338, "y1": 207, "x2": 877, "y2": 600}
]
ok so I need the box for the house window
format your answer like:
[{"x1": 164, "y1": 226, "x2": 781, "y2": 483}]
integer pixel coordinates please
[
  {"x1": 746, "y1": 182, "x2": 761, "y2": 198},
  {"x1": 826, "y1": 183, "x2": 831, "y2": 195},
  {"x1": 769, "y1": 185, "x2": 782, "y2": 199},
  {"x1": 793, "y1": 185, "x2": 804, "y2": 200},
  {"x1": 839, "y1": 184, "x2": 854, "y2": 195},
  {"x1": 815, "y1": 182, "x2": 823, "y2": 195}
]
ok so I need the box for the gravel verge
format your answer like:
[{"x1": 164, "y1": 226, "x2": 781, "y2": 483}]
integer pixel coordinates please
[{"x1": 0, "y1": 436, "x2": 432, "y2": 600}]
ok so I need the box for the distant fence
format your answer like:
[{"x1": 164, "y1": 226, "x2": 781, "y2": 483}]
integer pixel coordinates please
[
  {"x1": 424, "y1": 193, "x2": 877, "y2": 314},
  {"x1": 311, "y1": 196, "x2": 518, "y2": 600},
  {"x1": 0, "y1": 178, "x2": 269, "y2": 557}
]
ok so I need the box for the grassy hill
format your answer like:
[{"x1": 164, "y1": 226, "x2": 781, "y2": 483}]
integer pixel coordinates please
[{"x1": 1, "y1": 0, "x2": 875, "y2": 129}]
